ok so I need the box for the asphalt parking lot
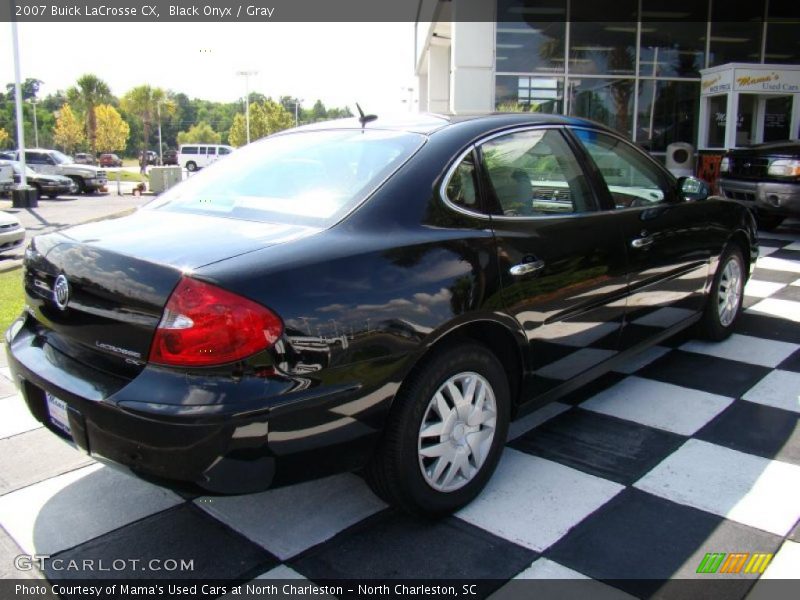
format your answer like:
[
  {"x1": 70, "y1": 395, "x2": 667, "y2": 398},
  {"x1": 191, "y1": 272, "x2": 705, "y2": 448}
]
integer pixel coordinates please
[{"x1": 0, "y1": 220, "x2": 798, "y2": 598}]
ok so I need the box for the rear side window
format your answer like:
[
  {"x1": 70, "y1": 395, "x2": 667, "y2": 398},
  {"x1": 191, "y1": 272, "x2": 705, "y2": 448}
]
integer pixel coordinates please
[
  {"x1": 445, "y1": 153, "x2": 481, "y2": 211},
  {"x1": 480, "y1": 129, "x2": 593, "y2": 216},
  {"x1": 151, "y1": 130, "x2": 425, "y2": 226}
]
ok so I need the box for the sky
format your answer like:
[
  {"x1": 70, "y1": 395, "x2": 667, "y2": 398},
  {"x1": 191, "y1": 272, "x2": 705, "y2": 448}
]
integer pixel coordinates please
[{"x1": 1, "y1": 21, "x2": 417, "y2": 113}]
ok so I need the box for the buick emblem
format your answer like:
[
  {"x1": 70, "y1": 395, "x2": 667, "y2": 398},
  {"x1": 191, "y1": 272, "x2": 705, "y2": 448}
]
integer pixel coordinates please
[{"x1": 53, "y1": 274, "x2": 70, "y2": 310}]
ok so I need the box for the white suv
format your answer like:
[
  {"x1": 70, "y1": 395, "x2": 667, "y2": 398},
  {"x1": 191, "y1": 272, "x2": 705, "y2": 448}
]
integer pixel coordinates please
[{"x1": 178, "y1": 144, "x2": 234, "y2": 172}]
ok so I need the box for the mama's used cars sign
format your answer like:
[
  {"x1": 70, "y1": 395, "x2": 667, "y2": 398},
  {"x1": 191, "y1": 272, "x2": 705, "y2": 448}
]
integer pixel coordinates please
[{"x1": 701, "y1": 65, "x2": 800, "y2": 96}]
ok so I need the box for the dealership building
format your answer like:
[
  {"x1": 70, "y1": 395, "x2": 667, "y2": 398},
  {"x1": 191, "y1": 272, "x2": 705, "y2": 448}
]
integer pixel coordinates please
[{"x1": 414, "y1": 0, "x2": 800, "y2": 160}]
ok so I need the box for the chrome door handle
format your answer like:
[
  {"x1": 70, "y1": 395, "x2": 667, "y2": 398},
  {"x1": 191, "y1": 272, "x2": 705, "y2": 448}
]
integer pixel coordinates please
[
  {"x1": 510, "y1": 260, "x2": 545, "y2": 277},
  {"x1": 631, "y1": 235, "x2": 654, "y2": 249}
]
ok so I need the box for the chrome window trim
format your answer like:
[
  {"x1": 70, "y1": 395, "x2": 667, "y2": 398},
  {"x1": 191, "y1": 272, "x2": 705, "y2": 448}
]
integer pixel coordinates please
[{"x1": 439, "y1": 124, "x2": 602, "y2": 222}]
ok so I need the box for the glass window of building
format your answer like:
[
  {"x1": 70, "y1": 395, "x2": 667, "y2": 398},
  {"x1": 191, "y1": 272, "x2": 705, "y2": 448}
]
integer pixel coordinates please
[
  {"x1": 708, "y1": 2, "x2": 765, "y2": 67},
  {"x1": 568, "y1": 78, "x2": 635, "y2": 138},
  {"x1": 706, "y1": 95, "x2": 728, "y2": 148},
  {"x1": 636, "y1": 81, "x2": 699, "y2": 153},
  {"x1": 766, "y1": 0, "x2": 800, "y2": 64},
  {"x1": 496, "y1": 75, "x2": 564, "y2": 112},
  {"x1": 639, "y1": 0, "x2": 708, "y2": 77},
  {"x1": 496, "y1": 0, "x2": 567, "y2": 73},
  {"x1": 568, "y1": 0, "x2": 637, "y2": 75}
]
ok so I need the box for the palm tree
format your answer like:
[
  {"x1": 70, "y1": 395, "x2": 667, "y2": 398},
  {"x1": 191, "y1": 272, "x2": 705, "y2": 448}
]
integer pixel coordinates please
[
  {"x1": 120, "y1": 86, "x2": 175, "y2": 163},
  {"x1": 66, "y1": 74, "x2": 111, "y2": 154}
]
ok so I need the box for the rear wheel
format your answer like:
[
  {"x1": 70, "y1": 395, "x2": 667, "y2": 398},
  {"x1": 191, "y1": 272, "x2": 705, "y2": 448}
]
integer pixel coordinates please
[
  {"x1": 69, "y1": 176, "x2": 86, "y2": 194},
  {"x1": 186, "y1": 161, "x2": 197, "y2": 172},
  {"x1": 366, "y1": 342, "x2": 509, "y2": 516},
  {"x1": 698, "y1": 246, "x2": 745, "y2": 341}
]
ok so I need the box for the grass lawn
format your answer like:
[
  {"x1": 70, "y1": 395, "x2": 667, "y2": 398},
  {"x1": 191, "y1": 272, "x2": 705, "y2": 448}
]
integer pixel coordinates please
[
  {"x1": 111, "y1": 170, "x2": 149, "y2": 183},
  {"x1": 0, "y1": 268, "x2": 23, "y2": 333}
]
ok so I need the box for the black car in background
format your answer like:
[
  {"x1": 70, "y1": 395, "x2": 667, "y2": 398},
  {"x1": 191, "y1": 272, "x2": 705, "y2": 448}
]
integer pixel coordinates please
[
  {"x1": 161, "y1": 149, "x2": 179, "y2": 166},
  {"x1": 719, "y1": 141, "x2": 800, "y2": 230},
  {"x1": 0, "y1": 160, "x2": 78, "y2": 198},
  {"x1": 5, "y1": 114, "x2": 757, "y2": 515}
]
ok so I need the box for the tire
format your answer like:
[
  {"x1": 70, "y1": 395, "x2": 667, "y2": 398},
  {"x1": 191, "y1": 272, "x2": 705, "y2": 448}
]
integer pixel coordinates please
[
  {"x1": 31, "y1": 184, "x2": 41, "y2": 198},
  {"x1": 698, "y1": 245, "x2": 745, "y2": 341},
  {"x1": 186, "y1": 161, "x2": 197, "y2": 172},
  {"x1": 757, "y1": 214, "x2": 784, "y2": 232},
  {"x1": 46, "y1": 194, "x2": 58, "y2": 199},
  {"x1": 69, "y1": 176, "x2": 86, "y2": 194},
  {"x1": 366, "y1": 341, "x2": 510, "y2": 516}
]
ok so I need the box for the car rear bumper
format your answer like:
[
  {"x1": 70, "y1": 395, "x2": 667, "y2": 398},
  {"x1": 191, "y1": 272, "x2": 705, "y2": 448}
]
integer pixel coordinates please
[
  {"x1": 719, "y1": 178, "x2": 800, "y2": 217},
  {"x1": 4, "y1": 317, "x2": 395, "y2": 494}
]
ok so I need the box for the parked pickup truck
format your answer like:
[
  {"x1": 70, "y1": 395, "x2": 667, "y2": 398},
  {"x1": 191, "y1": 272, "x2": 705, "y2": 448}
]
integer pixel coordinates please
[
  {"x1": 719, "y1": 141, "x2": 800, "y2": 230},
  {"x1": 12, "y1": 148, "x2": 107, "y2": 194}
]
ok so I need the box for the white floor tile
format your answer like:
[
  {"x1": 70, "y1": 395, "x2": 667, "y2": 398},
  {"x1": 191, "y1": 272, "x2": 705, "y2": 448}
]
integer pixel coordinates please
[
  {"x1": 0, "y1": 393, "x2": 42, "y2": 439},
  {"x1": 581, "y1": 376, "x2": 733, "y2": 436},
  {"x1": 748, "y1": 298, "x2": 800, "y2": 323},
  {"x1": 756, "y1": 256, "x2": 800, "y2": 274},
  {"x1": 195, "y1": 473, "x2": 386, "y2": 560},
  {"x1": 537, "y1": 348, "x2": 616, "y2": 381},
  {"x1": 760, "y1": 540, "x2": 800, "y2": 579},
  {"x1": 515, "y1": 558, "x2": 590, "y2": 579},
  {"x1": 680, "y1": 334, "x2": 799, "y2": 368},
  {"x1": 613, "y1": 346, "x2": 670, "y2": 375},
  {"x1": 456, "y1": 449, "x2": 623, "y2": 552},
  {"x1": 782, "y1": 242, "x2": 800, "y2": 252},
  {"x1": 635, "y1": 439, "x2": 800, "y2": 536},
  {"x1": 742, "y1": 370, "x2": 800, "y2": 414},
  {"x1": 792, "y1": 278, "x2": 800, "y2": 287},
  {"x1": 744, "y1": 280, "x2": 786, "y2": 298},
  {"x1": 757, "y1": 246, "x2": 780, "y2": 257},
  {"x1": 0, "y1": 464, "x2": 182, "y2": 554},
  {"x1": 507, "y1": 402, "x2": 570, "y2": 441}
]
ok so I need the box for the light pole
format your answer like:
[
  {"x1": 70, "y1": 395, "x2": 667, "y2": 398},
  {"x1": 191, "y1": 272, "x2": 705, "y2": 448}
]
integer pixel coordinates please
[
  {"x1": 11, "y1": 19, "x2": 27, "y2": 188},
  {"x1": 236, "y1": 70, "x2": 258, "y2": 144},
  {"x1": 157, "y1": 101, "x2": 163, "y2": 165},
  {"x1": 294, "y1": 98, "x2": 304, "y2": 127}
]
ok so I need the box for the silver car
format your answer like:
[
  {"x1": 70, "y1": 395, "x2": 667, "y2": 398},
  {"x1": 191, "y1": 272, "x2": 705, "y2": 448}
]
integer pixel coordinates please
[{"x1": 0, "y1": 211, "x2": 25, "y2": 253}]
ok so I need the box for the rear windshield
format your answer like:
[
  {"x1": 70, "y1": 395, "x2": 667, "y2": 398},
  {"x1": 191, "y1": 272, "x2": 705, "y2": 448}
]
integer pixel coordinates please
[{"x1": 150, "y1": 130, "x2": 425, "y2": 226}]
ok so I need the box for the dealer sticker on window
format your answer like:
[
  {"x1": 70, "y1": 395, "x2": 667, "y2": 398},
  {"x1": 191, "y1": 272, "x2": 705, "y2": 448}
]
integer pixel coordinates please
[{"x1": 45, "y1": 392, "x2": 71, "y2": 435}]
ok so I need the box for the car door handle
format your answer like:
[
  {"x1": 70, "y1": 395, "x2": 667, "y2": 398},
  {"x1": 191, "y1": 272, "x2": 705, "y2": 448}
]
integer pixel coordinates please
[
  {"x1": 631, "y1": 235, "x2": 654, "y2": 249},
  {"x1": 510, "y1": 260, "x2": 545, "y2": 277}
]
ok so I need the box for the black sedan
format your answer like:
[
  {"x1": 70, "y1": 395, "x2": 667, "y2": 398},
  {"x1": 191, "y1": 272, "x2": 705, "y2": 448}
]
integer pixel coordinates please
[
  {"x1": 0, "y1": 160, "x2": 78, "y2": 198},
  {"x1": 4, "y1": 114, "x2": 757, "y2": 515}
]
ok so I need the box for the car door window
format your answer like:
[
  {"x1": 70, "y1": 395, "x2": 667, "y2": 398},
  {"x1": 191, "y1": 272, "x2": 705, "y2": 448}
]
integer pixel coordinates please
[
  {"x1": 479, "y1": 129, "x2": 594, "y2": 217},
  {"x1": 573, "y1": 129, "x2": 672, "y2": 209},
  {"x1": 25, "y1": 151, "x2": 43, "y2": 164},
  {"x1": 444, "y1": 153, "x2": 482, "y2": 212}
]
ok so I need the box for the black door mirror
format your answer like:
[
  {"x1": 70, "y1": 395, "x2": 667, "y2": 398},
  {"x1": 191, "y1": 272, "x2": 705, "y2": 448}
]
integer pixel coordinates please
[{"x1": 678, "y1": 176, "x2": 710, "y2": 202}]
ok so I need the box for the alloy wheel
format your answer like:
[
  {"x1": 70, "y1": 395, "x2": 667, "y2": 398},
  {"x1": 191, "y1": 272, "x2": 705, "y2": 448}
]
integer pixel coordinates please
[{"x1": 717, "y1": 257, "x2": 743, "y2": 327}]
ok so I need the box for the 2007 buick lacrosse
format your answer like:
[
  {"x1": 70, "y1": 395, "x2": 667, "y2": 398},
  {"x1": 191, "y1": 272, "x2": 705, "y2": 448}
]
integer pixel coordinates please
[{"x1": 5, "y1": 113, "x2": 757, "y2": 514}]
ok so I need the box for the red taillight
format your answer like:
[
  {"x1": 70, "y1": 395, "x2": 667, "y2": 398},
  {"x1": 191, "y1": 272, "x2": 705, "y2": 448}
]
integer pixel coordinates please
[{"x1": 149, "y1": 277, "x2": 283, "y2": 367}]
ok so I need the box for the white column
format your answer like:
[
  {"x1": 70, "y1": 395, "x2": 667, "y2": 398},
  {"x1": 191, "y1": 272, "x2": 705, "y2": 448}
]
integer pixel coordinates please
[
  {"x1": 449, "y1": 0, "x2": 495, "y2": 115},
  {"x1": 417, "y1": 74, "x2": 429, "y2": 112},
  {"x1": 428, "y1": 44, "x2": 450, "y2": 114}
]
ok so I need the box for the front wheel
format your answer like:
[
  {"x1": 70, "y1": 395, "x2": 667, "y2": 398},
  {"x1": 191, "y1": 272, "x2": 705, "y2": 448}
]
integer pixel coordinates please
[
  {"x1": 698, "y1": 246, "x2": 745, "y2": 341},
  {"x1": 366, "y1": 342, "x2": 510, "y2": 516},
  {"x1": 186, "y1": 161, "x2": 197, "y2": 172}
]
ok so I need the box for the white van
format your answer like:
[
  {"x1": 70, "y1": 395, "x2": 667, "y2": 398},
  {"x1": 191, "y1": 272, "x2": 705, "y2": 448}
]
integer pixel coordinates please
[{"x1": 178, "y1": 144, "x2": 234, "y2": 172}]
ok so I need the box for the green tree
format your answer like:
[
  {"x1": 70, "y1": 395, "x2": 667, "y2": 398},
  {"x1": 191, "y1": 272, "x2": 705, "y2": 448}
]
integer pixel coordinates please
[
  {"x1": 176, "y1": 121, "x2": 221, "y2": 145},
  {"x1": 120, "y1": 85, "x2": 175, "y2": 159},
  {"x1": 5, "y1": 78, "x2": 43, "y2": 101},
  {"x1": 228, "y1": 99, "x2": 293, "y2": 146},
  {"x1": 0, "y1": 127, "x2": 9, "y2": 148},
  {"x1": 94, "y1": 104, "x2": 129, "y2": 153},
  {"x1": 67, "y1": 74, "x2": 112, "y2": 153},
  {"x1": 53, "y1": 104, "x2": 85, "y2": 153}
]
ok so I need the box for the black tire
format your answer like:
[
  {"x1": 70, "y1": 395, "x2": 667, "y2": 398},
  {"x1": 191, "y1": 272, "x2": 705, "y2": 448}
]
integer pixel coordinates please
[
  {"x1": 30, "y1": 183, "x2": 41, "y2": 198},
  {"x1": 69, "y1": 176, "x2": 86, "y2": 194},
  {"x1": 186, "y1": 161, "x2": 197, "y2": 172},
  {"x1": 46, "y1": 194, "x2": 58, "y2": 199},
  {"x1": 366, "y1": 341, "x2": 510, "y2": 516},
  {"x1": 757, "y1": 214, "x2": 784, "y2": 232},
  {"x1": 698, "y1": 245, "x2": 745, "y2": 341}
]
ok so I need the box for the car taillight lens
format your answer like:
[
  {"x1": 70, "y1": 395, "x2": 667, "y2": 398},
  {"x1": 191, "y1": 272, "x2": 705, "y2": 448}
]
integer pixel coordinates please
[{"x1": 149, "y1": 277, "x2": 283, "y2": 367}]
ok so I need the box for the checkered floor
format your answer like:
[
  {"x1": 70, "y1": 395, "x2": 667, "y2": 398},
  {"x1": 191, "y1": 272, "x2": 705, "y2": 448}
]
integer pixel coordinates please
[{"x1": 1, "y1": 224, "x2": 800, "y2": 599}]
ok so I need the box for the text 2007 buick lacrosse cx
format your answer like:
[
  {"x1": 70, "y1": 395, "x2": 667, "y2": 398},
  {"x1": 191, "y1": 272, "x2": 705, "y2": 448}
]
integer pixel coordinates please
[{"x1": 5, "y1": 113, "x2": 757, "y2": 515}]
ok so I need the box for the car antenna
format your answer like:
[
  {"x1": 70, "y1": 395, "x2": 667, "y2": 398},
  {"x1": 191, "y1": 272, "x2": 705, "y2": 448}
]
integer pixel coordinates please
[{"x1": 356, "y1": 103, "x2": 377, "y2": 129}]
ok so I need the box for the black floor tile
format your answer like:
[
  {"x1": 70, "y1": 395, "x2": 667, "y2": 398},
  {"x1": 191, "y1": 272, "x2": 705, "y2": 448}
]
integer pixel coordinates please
[
  {"x1": 546, "y1": 488, "x2": 782, "y2": 598},
  {"x1": 511, "y1": 408, "x2": 686, "y2": 485},
  {"x1": 637, "y1": 351, "x2": 770, "y2": 398},
  {"x1": 735, "y1": 312, "x2": 800, "y2": 344},
  {"x1": 44, "y1": 504, "x2": 277, "y2": 580},
  {"x1": 771, "y1": 285, "x2": 800, "y2": 303},
  {"x1": 695, "y1": 401, "x2": 800, "y2": 466},
  {"x1": 764, "y1": 249, "x2": 800, "y2": 263},
  {"x1": 291, "y1": 510, "x2": 536, "y2": 582},
  {"x1": 750, "y1": 268, "x2": 799, "y2": 285},
  {"x1": 778, "y1": 349, "x2": 800, "y2": 373}
]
